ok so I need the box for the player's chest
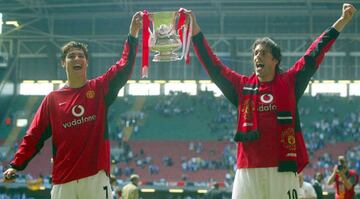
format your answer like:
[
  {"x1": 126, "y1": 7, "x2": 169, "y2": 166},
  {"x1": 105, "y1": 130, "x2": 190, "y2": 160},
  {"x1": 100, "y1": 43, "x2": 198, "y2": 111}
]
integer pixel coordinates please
[{"x1": 52, "y1": 88, "x2": 103, "y2": 117}]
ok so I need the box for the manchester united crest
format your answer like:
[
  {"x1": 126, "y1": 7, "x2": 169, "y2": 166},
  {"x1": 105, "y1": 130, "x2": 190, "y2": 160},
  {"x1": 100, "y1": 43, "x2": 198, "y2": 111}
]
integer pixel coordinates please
[
  {"x1": 281, "y1": 127, "x2": 296, "y2": 151},
  {"x1": 86, "y1": 90, "x2": 95, "y2": 99}
]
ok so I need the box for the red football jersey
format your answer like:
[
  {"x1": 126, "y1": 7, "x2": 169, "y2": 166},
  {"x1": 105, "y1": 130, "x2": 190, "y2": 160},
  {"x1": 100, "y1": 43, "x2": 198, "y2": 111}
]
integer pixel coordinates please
[
  {"x1": 10, "y1": 36, "x2": 138, "y2": 184},
  {"x1": 192, "y1": 27, "x2": 339, "y2": 171},
  {"x1": 237, "y1": 81, "x2": 279, "y2": 168}
]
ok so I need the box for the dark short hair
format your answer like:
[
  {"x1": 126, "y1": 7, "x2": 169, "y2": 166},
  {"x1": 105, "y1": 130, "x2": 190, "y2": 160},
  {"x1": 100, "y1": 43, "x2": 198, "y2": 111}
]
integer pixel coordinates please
[
  {"x1": 61, "y1": 41, "x2": 88, "y2": 61},
  {"x1": 252, "y1": 37, "x2": 282, "y2": 72},
  {"x1": 314, "y1": 172, "x2": 323, "y2": 181}
]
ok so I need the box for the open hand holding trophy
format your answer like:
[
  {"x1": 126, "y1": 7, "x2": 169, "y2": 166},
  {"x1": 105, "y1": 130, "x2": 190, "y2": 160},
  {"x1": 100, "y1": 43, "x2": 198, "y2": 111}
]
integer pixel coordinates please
[{"x1": 141, "y1": 8, "x2": 193, "y2": 78}]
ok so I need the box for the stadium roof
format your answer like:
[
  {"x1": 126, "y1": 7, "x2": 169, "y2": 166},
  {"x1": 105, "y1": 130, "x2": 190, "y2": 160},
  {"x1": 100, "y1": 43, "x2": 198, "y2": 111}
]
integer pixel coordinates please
[
  {"x1": 0, "y1": 0, "x2": 358, "y2": 39},
  {"x1": 0, "y1": 0, "x2": 359, "y2": 15},
  {"x1": 0, "y1": 0, "x2": 359, "y2": 81}
]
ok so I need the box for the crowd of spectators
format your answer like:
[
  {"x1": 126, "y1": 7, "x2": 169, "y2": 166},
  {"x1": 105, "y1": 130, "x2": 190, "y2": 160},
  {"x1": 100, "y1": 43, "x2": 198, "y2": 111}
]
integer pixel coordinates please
[{"x1": 153, "y1": 92, "x2": 195, "y2": 117}]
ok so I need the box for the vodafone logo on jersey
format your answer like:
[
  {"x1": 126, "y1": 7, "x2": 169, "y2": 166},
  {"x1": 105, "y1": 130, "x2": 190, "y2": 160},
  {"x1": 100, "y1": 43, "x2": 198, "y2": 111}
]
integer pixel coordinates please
[
  {"x1": 258, "y1": 94, "x2": 277, "y2": 112},
  {"x1": 62, "y1": 104, "x2": 97, "y2": 128},
  {"x1": 72, "y1": 105, "x2": 85, "y2": 117},
  {"x1": 260, "y1": 94, "x2": 273, "y2": 104}
]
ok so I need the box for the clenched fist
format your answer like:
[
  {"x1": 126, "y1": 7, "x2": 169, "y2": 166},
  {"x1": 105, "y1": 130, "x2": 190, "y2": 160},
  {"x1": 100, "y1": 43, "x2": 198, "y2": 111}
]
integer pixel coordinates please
[{"x1": 341, "y1": 3, "x2": 357, "y2": 23}]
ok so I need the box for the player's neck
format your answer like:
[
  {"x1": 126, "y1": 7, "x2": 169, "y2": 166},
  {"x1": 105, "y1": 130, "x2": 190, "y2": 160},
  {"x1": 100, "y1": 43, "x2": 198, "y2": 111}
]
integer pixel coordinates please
[{"x1": 67, "y1": 78, "x2": 87, "y2": 88}]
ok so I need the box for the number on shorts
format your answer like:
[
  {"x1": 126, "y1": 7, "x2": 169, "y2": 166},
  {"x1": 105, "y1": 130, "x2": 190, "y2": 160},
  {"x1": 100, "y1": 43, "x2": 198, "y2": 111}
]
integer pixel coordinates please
[
  {"x1": 287, "y1": 189, "x2": 298, "y2": 199},
  {"x1": 103, "y1": 186, "x2": 109, "y2": 199}
]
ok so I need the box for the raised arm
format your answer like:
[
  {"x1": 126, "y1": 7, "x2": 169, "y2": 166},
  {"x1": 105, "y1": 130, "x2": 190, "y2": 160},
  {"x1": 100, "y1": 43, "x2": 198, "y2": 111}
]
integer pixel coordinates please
[
  {"x1": 332, "y1": 3, "x2": 357, "y2": 32},
  {"x1": 327, "y1": 166, "x2": 337, "y2": 185},
  {"x1": 100, "y1": 12, "x2": 142, "y2": 106},
  {"x1": 290, "y1": 3, "x2": 356, "y2": 99},
  {"x1": 187, "y1": 11, "x2": 245, "y2": 106}
]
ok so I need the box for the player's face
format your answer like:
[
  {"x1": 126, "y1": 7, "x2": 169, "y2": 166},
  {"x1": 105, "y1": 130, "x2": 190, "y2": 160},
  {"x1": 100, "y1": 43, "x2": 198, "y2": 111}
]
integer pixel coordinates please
[
  {"x1": 62, "y1": 48, "x2": 88, "y2": 79},
  {"x1": 253, "y1": 44, "x2": 278, "y2": 82}
]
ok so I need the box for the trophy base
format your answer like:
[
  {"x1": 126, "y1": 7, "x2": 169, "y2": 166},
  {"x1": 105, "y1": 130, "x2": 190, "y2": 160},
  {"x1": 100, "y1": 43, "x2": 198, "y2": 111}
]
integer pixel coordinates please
[{"x1": 152, "y1": 52, "x2": 180, "y2": 62}]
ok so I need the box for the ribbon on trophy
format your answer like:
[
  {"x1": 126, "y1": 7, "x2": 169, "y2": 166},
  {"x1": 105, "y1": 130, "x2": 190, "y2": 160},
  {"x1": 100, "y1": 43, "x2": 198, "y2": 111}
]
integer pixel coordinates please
[
  {"x1": 141, "y1": 9, "x2": 192, "y2": 78},
  {"x1": 178, "y1": 8, "x2": 192, "y2": 65},
  {"x1": 142, "y1": 10, "x2": 150, "y2": 78}
]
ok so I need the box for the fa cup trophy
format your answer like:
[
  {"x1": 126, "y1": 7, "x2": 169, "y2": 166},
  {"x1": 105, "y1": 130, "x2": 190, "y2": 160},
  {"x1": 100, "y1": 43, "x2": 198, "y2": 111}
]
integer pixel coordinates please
[{"x1": 141, "y1": 9, "x2": 192, "y2": 78}]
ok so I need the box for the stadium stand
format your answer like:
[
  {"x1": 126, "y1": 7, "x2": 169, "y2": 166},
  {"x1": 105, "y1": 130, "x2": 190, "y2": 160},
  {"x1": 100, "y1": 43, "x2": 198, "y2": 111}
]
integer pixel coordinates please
[{"x1": 2, "y1": 94, "x2": 360, "y2": 186}]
